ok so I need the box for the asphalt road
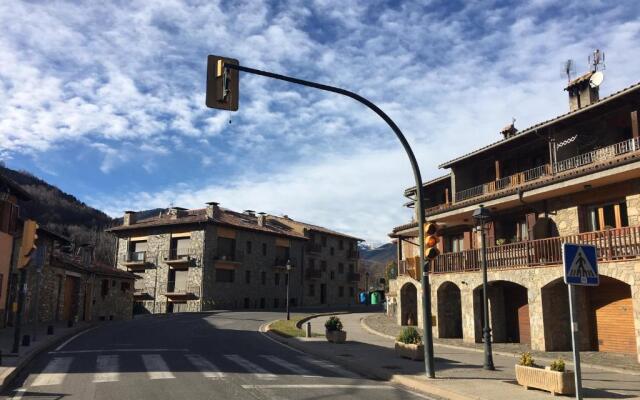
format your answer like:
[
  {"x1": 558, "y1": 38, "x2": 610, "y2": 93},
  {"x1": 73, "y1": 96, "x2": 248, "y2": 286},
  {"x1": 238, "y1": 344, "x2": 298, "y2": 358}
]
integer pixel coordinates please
[{"x1": 2, "y1": 311, "x2": 435, "y2": 400}]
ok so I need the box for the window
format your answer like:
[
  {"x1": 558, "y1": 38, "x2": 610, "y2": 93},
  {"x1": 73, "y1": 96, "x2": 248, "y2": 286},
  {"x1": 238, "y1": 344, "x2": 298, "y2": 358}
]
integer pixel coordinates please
[
  {"x1": 120, "y1": 282, "x2": 130, "y2": 292},
  {"x1": 217, "y1": 237, "x2": 236, "y2": 260},
  {"x1": 584, "y1": 201, "x2": 629, "y2": 231},
  {"x1": 244, "y1": 298, "x2": 250, "y2": 308},
  {"x1": 308, "y1": 284, "x2": 315, "y2": 296},
  {"x1": 261, "y1": 271, "x2": 266, "y2": 285},
  {"x1": 245, "y1": 270, "x2": 251, "y2": 284},
  {"x1": 330, "y1": 271, "x2": 335, "y2": 280},
  {"x1": 321, "y1": 235, "x2": 327, "y2": 247},
  {"x1": 101, "y1": 279, "x2": 109, "y2": 297},
  {"x1": 170, "y1": 237, "x2": 191, "y2": 258},
  {"x1": 260, "y1": 298, "x2": 265, "y2": 309},
  {"x1": 349, "y1": 287, "x2": 355, "y2": 297},
  {"x1": 274, "y1": 273, "x2": 280, "y2": 286},
  {"x1": 339, "y1": 240, "x2": 344, "y2": 250},
  {"x1": 330, "y1": 247, "x2": 334, "y2": 256},
  {"x1": 309, "y1": 258, "x2": 315, "y2": 269},
  {"x1": 0, "y1": 201, "x2": 19, "y2": 234},
  {"x1": 129, "y1": 240, "x2": 147, "y2": 261},
  {"x1": 339, "y1": 286, "x2": 344, "y2": 297},
  {"x1": 275, "y1": 245, "x2": 290, "y2": 264},
  {"x1": 338, "y1": 263, "x2": 344, "y2": 273},
  {"x1": 320, "y1": 260, "x2": 327, "y2": 271},
  {"x1": 246, "y1": 241, "x2": 252, "y2": 254},
  {"x1": 262, "y1": 243, "x2": 267, "y2": 256},
  {"x1": 112, "y1": 280, "x2": 116, "y2": 287},
  {"x1": 446, "y1": 234, "x2": 464, "y2": 253},
  {"x1": 216, "y1": 268, "x2": 234, "y2": 283}
]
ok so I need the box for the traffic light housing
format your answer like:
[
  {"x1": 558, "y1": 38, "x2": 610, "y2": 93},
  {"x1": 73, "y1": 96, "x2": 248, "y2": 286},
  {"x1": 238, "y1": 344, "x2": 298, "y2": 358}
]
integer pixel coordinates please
[
  {"x1": 18, "y1": 219, "x2": 38, "y2": 268},
  {"x1": 206, "y1": 55, "x2": 239, "y2": 111},
  {"x1": 425, "y1": 222, "x2": 439, "y2": 259}
]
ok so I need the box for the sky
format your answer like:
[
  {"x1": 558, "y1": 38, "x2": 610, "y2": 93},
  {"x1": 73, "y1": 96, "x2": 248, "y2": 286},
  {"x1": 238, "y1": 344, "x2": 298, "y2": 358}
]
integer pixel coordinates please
[{"x1": 1, "y1": 0, "x2": 639, "y2": 245}]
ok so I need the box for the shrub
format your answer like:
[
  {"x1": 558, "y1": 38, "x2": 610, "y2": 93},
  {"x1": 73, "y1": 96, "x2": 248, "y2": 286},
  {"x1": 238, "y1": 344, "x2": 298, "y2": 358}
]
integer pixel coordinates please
[
  {"x1": 518, "y1": 352, "x2": 535, "y2": 367},
  {"x1": 325, "y1": 316, "x2": 343, "y2": 332},
  {"x1": 549, "y1": 358, "x2": 565, "y2": 372},
  {"x1": 397, "y1": 327, "x2": 422, "y2": 345}
]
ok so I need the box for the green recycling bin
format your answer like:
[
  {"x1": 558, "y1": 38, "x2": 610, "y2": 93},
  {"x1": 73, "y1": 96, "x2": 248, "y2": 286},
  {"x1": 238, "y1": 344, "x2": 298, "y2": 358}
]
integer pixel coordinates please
[{"x1": 370, "y1": 291, "x2": 380, "y2": 305}]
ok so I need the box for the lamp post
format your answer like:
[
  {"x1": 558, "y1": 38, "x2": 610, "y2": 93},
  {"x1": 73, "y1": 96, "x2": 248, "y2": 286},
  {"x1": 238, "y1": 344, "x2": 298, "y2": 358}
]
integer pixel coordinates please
[
  {"x1": 365, "y1": 271, "x2": 370, "y2": 306},
  {"x1": 286, "y1": 259, "x2": 291, "y2": 321},
  {"x1": 472, "y1": 204, "x2": 495, "y2": 370}
]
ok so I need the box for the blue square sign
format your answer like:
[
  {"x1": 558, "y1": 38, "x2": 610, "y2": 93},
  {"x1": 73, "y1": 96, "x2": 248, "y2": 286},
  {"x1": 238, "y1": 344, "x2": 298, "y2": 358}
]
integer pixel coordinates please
[{"x1": 563, "y1": 243, "x2": 599, "y2": 286}]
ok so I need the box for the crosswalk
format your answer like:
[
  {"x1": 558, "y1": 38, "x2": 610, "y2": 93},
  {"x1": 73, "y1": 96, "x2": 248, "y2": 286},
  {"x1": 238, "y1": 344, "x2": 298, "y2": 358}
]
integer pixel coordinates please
[{"x1": 19, "y1": 352, "x2": 355, "y2": 389}]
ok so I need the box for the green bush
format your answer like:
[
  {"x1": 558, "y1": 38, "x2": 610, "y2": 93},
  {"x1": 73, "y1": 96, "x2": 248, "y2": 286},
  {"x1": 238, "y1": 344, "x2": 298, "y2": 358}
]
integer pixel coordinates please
[
  {"x1": 324, "y1": 316, "x2": 343, "y2": 332},
  {"x1": 518, "y1": 352, "x2": 535, "y2": 367},
  {"x1": 397, "y1": 327, "x2": 422, "y2": 345},
  {"x1": 549, "y1": 358, "x2": 565, "y2": 372}
]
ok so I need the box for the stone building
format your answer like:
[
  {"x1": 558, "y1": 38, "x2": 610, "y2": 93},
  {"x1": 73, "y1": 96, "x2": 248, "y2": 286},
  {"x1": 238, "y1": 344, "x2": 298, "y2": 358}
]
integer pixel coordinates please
[
  {"x1": 271, "y1": 216, "x2": 362, "y2": 307},
  {"x1": 389, "y1": 71, "x2": 640, "y2": 362}
]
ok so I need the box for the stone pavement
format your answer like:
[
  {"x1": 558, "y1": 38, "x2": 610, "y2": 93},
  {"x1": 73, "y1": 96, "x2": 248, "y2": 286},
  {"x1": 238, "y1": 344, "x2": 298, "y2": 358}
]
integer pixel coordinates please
[
  {"x1": 366, "y1": 313, "x2": 640, "y2": 374},
  {"x1": 0, "y1": 321, "x2": 92, "y2": 390},
  {"x1": 272, "y1": 312, "x2": 640, "y2": 400}
]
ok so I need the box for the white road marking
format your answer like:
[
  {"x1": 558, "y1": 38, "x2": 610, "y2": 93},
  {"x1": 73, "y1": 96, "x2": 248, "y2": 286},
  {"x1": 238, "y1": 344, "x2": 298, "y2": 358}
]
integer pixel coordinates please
[
  {"x1": 260, "y1": 355, "x2": 317, "y2": 377},
  {"x1": 54, "y1": 327, "x2": 96, "y2": 351},
  {"x1": 141, "y1": 354, "x2": 175, "y2": 380},
  {"x1": 93, "y1": 355, "x2": 120, "y2": 383},
  {"x1": 242, "y1": 384, "x2": 394, "y2": 390},
  {"x1": 224, "y1": 354, "x2": 277, "y2": 380},
  {"x1": 185, "y1": 354, "x2": 225, "y2": 379},
  {"x1": 51, "y1": 348, "x2": 189, "y2": 354},
  {"x1": 298, "y1": 356, "x2": 360, "y2": 379},
  {"x1": 31, "y1": 357, "x2": 73, "y2": 387},
  {"x1": 9, "y1": 388, "x2": 25, "y2": 400}
]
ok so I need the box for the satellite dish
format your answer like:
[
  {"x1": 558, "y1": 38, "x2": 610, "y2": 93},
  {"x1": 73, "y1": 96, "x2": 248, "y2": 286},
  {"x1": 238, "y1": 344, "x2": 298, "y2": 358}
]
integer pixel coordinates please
[{"x1": 589, "y1": 71, "x2": 604, "y2": 88}]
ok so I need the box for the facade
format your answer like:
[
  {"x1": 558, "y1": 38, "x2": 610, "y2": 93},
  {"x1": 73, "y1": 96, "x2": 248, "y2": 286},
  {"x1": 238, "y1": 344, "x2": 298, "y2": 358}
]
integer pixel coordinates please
[
  {"x1": 271, "y1": 216, "x2": 362, "y2": 307},
  {"x1": 389, "y1": 72, "x2": 640, "y2": 362}
]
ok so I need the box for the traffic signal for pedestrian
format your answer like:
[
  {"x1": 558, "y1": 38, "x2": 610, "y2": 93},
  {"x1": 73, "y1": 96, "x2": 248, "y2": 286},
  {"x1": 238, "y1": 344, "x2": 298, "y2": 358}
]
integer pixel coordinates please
[
  {"x1": 18, "y1": 220, "x2": 38, "y2": 268},
  {"x1": 206, "y1": 55, "x2": 239, "y2": 111},
  {"x1": 425, "y1": 222, "x2": 439, "y2": 259}
]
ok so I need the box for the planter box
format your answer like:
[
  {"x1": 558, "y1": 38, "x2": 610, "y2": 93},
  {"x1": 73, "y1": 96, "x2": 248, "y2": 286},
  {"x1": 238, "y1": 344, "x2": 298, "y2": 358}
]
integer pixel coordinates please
[
  {"x1": 515, "y1": 364, "x2": 575, "y2": 396},
  {"x1": 394, "y1": 341, "x2": 424, "y2": 361},
  {"x1": 326, "y1": 330, "x2": 347, "y2": 343}
]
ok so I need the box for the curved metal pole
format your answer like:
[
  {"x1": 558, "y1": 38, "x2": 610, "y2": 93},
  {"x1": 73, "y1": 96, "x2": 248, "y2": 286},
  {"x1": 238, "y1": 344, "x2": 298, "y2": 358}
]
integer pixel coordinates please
[{"x1": 226, "y1": 63, "x2": 435, "y2": 378}]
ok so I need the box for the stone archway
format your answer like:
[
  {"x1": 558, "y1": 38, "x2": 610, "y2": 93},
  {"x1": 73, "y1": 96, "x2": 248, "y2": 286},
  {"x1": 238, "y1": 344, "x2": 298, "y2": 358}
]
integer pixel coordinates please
[
  {"x1": 437, "y1": 281, "x2": 462, "y2": 338},
  {"x1": 400, "y1": 282, "x2": 418, "y2": 326},
  {"x1": 473, "y1": 280, "x2": 530, "y2": 344}
]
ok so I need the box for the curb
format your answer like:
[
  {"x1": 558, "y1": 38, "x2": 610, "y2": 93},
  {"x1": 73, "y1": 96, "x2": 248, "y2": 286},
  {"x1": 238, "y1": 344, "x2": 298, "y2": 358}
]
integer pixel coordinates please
[
  {"x1": 360, "y1": 316, "x2": 640, "y2": 377},
  {"x1": 0, "y1": 323, "x2": 95, "y2": 392},
  {"x1": 294, "y1": 311, "x2": 350, "y2": 329}
]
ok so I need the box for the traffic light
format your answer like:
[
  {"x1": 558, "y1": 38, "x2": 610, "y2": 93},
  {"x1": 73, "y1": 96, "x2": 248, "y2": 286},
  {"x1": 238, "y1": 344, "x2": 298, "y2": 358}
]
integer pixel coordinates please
[
  {"x1": 425, "y1": 222, "x2": 439, "y2": 259},
  {"x1": 206, "y1": 55, "x2": 239, "y2": 111},
  {"x1": 18, "y1": 219, "x2": 38, "y2": 268}
]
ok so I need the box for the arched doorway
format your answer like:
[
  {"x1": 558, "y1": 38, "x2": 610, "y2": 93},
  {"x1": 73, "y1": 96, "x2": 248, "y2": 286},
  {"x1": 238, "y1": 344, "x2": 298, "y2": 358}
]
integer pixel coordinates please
[
  {"x1": 437, "y1": 282, "x2": 462, "y2": 338},
  {"x1": 400, "y1": 283, "x2": 418, "y2": 326},
  {"x1": 473, "y1": 280, "x2": 530, "y2": 344}
]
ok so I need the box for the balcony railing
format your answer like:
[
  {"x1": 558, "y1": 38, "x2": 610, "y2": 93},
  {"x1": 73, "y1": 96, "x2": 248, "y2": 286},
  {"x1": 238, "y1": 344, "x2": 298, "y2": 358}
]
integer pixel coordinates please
[
  {"x1": 213, "y1": 250, "x2": 243, "y2": 262},
  {"x1": 166, "y1": 248, "x2": 196, "y2": 261},
  {"x1": 164, "y1": 281, "x2": 200, "y2": 297},
  {"x1": 414, "y1": 225, "x2": 640, "y2": 275},
  {"x1": 453, "y1": 137, "x2": 640, "y2": 203},
  {"x1": 121, "y1": 251, "x2": 156, "y2": 268}
]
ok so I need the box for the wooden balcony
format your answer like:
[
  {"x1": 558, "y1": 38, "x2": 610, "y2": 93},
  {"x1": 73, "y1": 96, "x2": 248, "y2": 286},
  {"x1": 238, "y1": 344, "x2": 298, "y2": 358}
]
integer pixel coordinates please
[
  {"x1": 413, "y1": 225, "x2": 640, "y2": 275},
  {"x1": 164, "y1": 248, "x2": 197, "y2": 269},
  {"x1": 121, "y1": 252, "x2": 155, "y2": 271},
  {"x1": 163, "y1": 282, "x2": 199, "y2": 300}
]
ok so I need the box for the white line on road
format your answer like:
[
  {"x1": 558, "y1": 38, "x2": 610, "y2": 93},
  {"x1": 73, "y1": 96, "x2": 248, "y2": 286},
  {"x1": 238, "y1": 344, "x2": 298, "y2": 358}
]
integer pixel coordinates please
[
  {"x1": 241, "y1": 384, "x2": 394, "y2": 390},
  {"x1": 50, "y1": 348, "x2": 189, "y2": 354},
  {"x1": 185, "y1": 354, "x2": 225, "y2": 379},
  {"x1": 141, "y1": 354, "x2": 175, "y2": 380},
  {"x1": 224, "y1": 354, "x2": 277, "y2": 380},
  {"x1": 31, "y1": 357, "x2": 73, "y2": 387},
  {"x1": 54, "y1": 327, "x2": 96, "y2": 351},
  {"x1": 9, "y1": 388, "x2": 25, "y2": 400},
  {"x1": 298, "y1": 356, "x2": 360, "y2": 379},
  {"x1": 260, "y1": 355, "x2": 317, "y2": 377},
  {"x1": 93, "y1": 355, "x2": 120, "y2": 383}
]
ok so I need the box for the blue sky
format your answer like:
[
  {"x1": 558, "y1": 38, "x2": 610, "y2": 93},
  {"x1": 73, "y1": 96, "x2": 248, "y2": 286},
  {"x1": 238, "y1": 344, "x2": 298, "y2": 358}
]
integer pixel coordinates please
[{"x1": 1, "y1": 0, "x2": 639, "y2": 245}]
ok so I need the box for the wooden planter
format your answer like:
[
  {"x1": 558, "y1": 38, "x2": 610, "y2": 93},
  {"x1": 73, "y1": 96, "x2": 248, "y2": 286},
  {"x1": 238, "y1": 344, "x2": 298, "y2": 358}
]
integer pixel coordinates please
[
  {"x1": 394, "y1": 341, "x2": 424, "y2": 361},
  {"x1": 515, "y1": 364, "x2": 575, "y2": 396},
  {"x1": 326, "y1": 330, "x2": 347, "y2": 343}
]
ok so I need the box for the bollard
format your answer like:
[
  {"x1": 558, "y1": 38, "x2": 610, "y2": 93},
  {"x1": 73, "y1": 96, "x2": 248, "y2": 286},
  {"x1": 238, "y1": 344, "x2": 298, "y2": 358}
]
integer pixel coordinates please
[
  {"x1": 68, "y1": 319, "x2": 74, "y2": 328},
  {"x1": 0, "y1": 349, "x2": 3, "y2": 365},
  {"x1": 47, "y1": 325, "x2": 54, "y2": 335},
  {"x1": 306, "y1": 322, "x2": 311, "y2": 338},
  {"x1": 21, "y1": 335, "x2": 30, "y2": 347}
]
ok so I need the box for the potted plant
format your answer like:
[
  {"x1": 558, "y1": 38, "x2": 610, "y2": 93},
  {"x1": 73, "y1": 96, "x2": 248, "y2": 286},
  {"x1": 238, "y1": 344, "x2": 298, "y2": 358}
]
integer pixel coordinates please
[
  {"x1": 325, "y1": 316, "x2": 346, "y2": 343},
  {"x1": 394, "y1": 327, "x2": 424, "y2": 360},
  {"x1": 515, "y1": 353, "x2": 575, "y2": 396}
]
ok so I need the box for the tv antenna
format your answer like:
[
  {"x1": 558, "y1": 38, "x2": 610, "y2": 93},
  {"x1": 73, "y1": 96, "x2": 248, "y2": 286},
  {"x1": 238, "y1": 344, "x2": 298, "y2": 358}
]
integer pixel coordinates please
[
  {"x1": 588, "y1": 49, "x2": 605, "y2": 72},
  {"x1": 563, "y1": 59, "x2": 576, "y2": 83}
]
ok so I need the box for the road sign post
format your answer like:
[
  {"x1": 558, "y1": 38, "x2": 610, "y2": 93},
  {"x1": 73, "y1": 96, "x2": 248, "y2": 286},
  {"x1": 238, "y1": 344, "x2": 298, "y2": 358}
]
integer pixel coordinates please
[{"x1": 563, "y1": 243, "x2": 599, "y2": 400}]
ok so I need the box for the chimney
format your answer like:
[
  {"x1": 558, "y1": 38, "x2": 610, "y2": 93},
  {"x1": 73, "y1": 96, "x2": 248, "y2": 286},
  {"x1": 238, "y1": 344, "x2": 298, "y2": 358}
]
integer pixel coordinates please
[
  {"x1": 123, "y1": 211, "x2": 136, "y2": 226},
  {"x1": 206, "y1": 202, "x2": 219, "y2": 219},
  {"x1": 168, "y1": 207, "x2": 187, "y2": 220},
  {"x1": 565, "y1": 72, "x2": 600, "y2": 112},
  {"x1": 243, "y1": 210, "x2": 256, "y2": 216},
  {"x1": 257, "y1": 212, "x2": 267, "y2": 227},
  {"x1": 500, "y1": 119, "x2": 518, "y2": 139}
]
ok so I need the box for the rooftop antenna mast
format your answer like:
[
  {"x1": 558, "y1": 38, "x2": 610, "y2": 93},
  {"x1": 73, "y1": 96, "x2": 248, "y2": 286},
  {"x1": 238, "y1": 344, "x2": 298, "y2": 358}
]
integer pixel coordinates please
[
  {"x1": 588, "y1": 49, "x2": 605, "y2": 72},
  {"x1": 564, "y1": 59, "x2": 576, "y2": 83}
]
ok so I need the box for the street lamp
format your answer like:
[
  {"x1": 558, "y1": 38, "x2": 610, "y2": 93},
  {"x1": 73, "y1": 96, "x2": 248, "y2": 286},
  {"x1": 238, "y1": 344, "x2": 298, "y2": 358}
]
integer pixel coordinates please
[
  {"x1": 472, "y1": 204, "x2": 495, "y2": 371},
  {"x1": 286, "y1": 259, "x2": 292, "y2": 321},
  {"x1": 365, "y1": 271, "x2": 370, "y2": 306}
]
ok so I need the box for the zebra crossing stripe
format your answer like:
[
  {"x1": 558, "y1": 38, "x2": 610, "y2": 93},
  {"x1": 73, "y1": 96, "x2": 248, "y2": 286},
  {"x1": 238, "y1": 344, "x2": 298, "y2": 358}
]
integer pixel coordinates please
[
  {"x1": 299, "y1": 356, "x2": 360, "y2": 379},
  {"x1": 224, "y1": 354, "x2": 277, "y2": 380},
  {"x1": 260, "y1": 355, "x2": 317, "y2": 377},
  {"x1": 93, "y1": 355, "x2": 119, "y2": 383},
  {"x1": 31, "y1": 357, "x2": 73, "y2": 387},
  {"x1": 185, "y1": 354, "x2": 225, "y2": 379},
  {"x1": 141, "y1": 354, "x2": 175, "y2": 379}
]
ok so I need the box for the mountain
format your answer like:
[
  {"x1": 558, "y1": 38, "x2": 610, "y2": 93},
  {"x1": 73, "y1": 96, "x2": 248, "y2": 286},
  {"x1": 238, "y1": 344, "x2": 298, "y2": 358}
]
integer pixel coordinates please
[
  {"x1": 0, "y1": 165, "x2": 116, "y2": 264},
  {"x1": 359, "y1": 242, "x2": 396, "y2": 289}
]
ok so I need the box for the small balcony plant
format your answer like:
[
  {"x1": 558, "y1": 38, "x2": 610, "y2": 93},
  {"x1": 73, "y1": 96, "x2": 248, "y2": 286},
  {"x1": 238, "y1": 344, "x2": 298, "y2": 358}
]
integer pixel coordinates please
[
  {"x1": 515, "y1": 353, "x2": 575, "y2": 395},
  {"x1": 394, "y1": 327, "x2": 424, "y2": 360},
  {"x1": 324, "y1": 316, "x2": 346, "y2": 343}
]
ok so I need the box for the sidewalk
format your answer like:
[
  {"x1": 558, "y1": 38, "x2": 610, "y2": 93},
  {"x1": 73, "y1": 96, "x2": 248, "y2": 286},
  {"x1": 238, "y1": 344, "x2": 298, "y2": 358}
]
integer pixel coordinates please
[
  {"x1": 0, "y1": 321, "x2": 92, "y2": 390},
  {"x1": 265, "y1": 312, "x2": 640, "y2": 400}
]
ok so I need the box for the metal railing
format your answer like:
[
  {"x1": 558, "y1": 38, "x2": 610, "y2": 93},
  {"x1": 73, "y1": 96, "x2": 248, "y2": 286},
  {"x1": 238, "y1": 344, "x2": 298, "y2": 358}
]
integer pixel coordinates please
[
  {"x1": 165, "y1": 281, "x2": 200, "y2": 295},
  {"x1": 213, "y1": 250, "x2": 243, "y2": 262},
  {"x1": 166, "y1": 248, "x2": 196, "y2": 261},
  {"x1": 123, "y1": 251, "x2": 147, "y2": 263}
]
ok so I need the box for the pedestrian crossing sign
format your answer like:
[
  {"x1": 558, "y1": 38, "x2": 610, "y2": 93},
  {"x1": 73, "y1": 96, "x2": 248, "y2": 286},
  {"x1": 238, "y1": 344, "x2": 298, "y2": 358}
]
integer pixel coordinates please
[{"x1": 563, "y1": 243, "x2": 599, "y2": 286}]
